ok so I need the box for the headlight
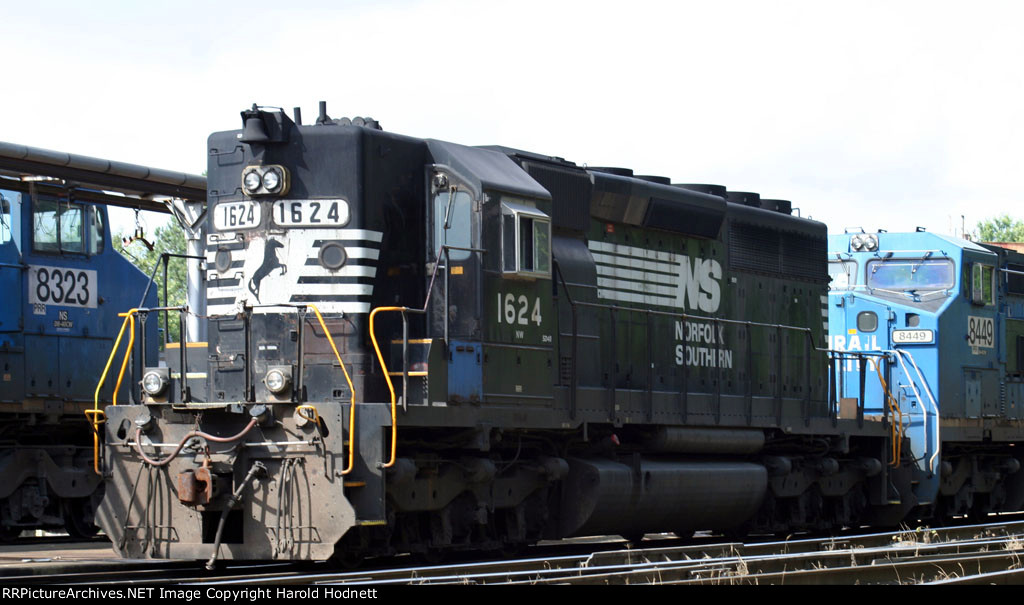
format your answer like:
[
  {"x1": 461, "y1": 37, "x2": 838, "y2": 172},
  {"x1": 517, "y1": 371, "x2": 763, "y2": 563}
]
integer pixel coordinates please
[
  {"x1": 243, "y1": 170, "x2": 262, "y2": 194},
  {"x1": 262, "y1": 168, "x2": 282, "y2": 192},
  {"x1": 240, "y1": 164, "x2": 290, "y2": 197},
  {"x1": 265, "y1": 367, "x2": 291, "y2": 394},
  {"x1": 142, "y1": 370, "x2": 168, "y2": 396},
  {"x1": 851, "y1": 235, "x2": 864, "y2": 251},
  {"x1": 863, "y1": 234, "x2": 878, "y2": 251}
]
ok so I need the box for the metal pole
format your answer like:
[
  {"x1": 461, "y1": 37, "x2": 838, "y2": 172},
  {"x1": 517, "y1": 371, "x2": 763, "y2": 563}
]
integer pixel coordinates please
[
  {"x1": 296, "y1": 308, "x2": 305, "y2": 403},
  {"x1": 609, "y1": 307, "x2": 617, "y2": 422},
  {"x1": 186, "y1": 226, "x2": 206, "y2": 343},
  {"x1": 402, "y1": 310, "x2": 409, "y2": 412}
]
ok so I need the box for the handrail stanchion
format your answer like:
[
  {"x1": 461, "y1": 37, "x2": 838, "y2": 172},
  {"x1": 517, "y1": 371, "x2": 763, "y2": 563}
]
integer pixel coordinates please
[
  {"x1": 369, "y1": 306, "x2": 406, "y2": 469},
  {"x1": 401, "y1": 310, "x2": 409, "y2": 413},
  {"x1": 308, "y1": 305, "x2": 358, "y2": 475},
  {"x1": 89, "y1": 308, "x2": 139, "y2": 475}
]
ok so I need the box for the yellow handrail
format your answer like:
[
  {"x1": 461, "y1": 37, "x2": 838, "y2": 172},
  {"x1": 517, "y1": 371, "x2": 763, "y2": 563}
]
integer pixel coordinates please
[
  {"x1": 865, "y1": 356, "x2": 905, "y2": 466},
  {"x1": 368, "y1": 306, "x2": 403, "y2": 469},
  {"x1": 296, "y1": 404, "x2": 320, "y2": 424},
  {"x1": 88, "y1": 308, "x2": 139, "y2": 474},
  {"x1": 307, "y1": 305, "x2": 357, "y2": 475},
  {"x1": 112, "y1": 313, "x2": 136, "y2": 406}
]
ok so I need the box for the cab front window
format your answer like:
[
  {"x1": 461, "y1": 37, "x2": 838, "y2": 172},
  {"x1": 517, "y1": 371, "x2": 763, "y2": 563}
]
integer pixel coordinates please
[
  {"x1": 866, "y1": 258, "x2": 954, "y2": 293},
  {"x1": 434, "y1": 189, "x2": 472, "y2": 261}
]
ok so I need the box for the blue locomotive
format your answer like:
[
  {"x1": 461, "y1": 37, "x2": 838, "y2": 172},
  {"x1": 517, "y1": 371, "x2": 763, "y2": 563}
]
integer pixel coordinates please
[
  {"x1": 828, "y1": 231, "x2": 1024, "y2": 519},
  {"x1": 0, "y1": 175, "x2": 158, "y2": 537}
]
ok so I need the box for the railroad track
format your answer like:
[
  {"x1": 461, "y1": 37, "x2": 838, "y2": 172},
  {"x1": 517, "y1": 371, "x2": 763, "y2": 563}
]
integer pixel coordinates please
[{"x1": 4, "y1": 520, "x2": 1024, "y2": 585}]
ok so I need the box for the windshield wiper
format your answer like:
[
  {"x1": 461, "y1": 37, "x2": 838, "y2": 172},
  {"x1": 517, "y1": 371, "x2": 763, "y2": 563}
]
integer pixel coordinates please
[{"x1": 911, "y1": 251, "x2": 934, "y2": 274}]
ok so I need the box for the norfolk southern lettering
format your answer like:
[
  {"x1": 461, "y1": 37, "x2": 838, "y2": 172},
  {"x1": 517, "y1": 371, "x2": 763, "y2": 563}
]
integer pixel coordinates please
[{"x1": 674, "y1": 320, "x2": 734, "y2": 368}]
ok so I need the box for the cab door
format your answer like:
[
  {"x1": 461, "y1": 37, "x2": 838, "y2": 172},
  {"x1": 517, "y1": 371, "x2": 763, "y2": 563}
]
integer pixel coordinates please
[
  {"x1": 428, "y1": 170, "x2": 483, "y2": 403},
  {"x1": 839, "y1": 297, "x2": 890, "y2": 412}
]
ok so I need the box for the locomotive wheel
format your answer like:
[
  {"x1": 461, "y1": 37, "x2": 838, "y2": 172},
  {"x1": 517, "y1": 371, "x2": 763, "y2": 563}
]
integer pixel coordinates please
[{"x1": 63, "y1": 499, "x2": 100, "y2": 539}]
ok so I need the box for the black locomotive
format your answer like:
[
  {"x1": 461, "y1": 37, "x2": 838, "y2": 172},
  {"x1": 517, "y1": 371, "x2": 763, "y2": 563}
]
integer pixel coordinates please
[{"x1": 94, "y1": 103, "x2": 1024, "y2": 563}]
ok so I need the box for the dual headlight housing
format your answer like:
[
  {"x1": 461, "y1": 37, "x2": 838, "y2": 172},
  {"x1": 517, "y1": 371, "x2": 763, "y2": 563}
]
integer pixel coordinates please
[
  {"x1": 850, "y1": 233, "x2": 879, "y2": 252},
  {"x1": 242, "y1": 164, "x2": 290, "y2": 197}
]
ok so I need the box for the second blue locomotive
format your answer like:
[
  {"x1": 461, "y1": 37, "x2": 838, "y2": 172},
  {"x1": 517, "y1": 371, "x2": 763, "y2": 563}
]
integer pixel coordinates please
[{"x1": 829, "y1": 230, "x2": 1024, "y2": 519}]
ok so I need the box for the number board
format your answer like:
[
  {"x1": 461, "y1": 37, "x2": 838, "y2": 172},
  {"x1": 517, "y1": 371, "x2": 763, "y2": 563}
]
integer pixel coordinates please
[
  {"x1": 967, "y1": 315, "x2": 995, "y2": 349},
  {"x1": 272, "y1": 199, "x2": 350, "y2": 227},
  {"x1": 892, "y1": 329, "x2": 934, "y2": 344},
  {"x1": 213, "y1": 202, "x2": 261, "y2": 230},
  {"x1": 28, "y1": 265, "x2": 98, "y2": 309}
]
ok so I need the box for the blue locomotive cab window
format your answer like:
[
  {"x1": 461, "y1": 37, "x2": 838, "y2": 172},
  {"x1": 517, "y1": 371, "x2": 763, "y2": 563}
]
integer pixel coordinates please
[
  {"x1": 501, "y1": 200, "x2": 550, "y2": 278},
  {"x1": 88, "y1": 206, "x2": 105, "y2": 255},
  {"x1": 434, "y1": 189, "x2": 472, "y2": 261},
  {"x1": 0, "y1": 194, "x2": 12, "y2": 245},
  {"x1": 866, "y1": 258, "x2": 954, "y2": 295},
  {"x1": 33, "y1": 199, "x2": 85, "y2": 254},
  {"x1": 857, "y1": 311, "x2": 878, "y2": 332},
  {"x1": 828, "y1": 259, "x2": 857, "y2": 289}
]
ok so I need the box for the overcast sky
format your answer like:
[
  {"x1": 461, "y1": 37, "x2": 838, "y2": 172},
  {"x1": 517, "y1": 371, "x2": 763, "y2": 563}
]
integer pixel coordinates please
[{"x1": 3, "y1": 0, "x2": 1022, "y2": 238}]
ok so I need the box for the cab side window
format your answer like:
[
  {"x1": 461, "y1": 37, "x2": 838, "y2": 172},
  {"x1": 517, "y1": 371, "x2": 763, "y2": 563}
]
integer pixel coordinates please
[
  {"x1": 88, "y1": 206, "x2": 105, "y2": 255},
  {"x1": 501, "y1": 200, "x2": 551, "y2": 278},
  {"x1": 971, "y1": 264, "x2": 995, "y2": 306},
  {"x1": 0, "y1": 194, "x2": 12, "y2": 245},
  {"x1": 33, "y1": 199, "x2": 85, "y2": 254}
]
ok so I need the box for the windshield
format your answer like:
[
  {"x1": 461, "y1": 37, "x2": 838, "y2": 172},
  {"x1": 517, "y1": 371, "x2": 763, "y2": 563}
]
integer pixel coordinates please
[
  {"x1": 866, "y1": 258, "x2": 954, "y2": 292},
  {"x1": 828, "y1": 260, "x2": 857, "y2": 289}
]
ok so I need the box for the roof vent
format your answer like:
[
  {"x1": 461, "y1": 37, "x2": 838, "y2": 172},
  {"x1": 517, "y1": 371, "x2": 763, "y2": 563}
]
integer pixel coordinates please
[
  {"x1": 674, "y1": 184, "x2": 727, "y2": 198},
  {"x1": 726, "y1": 191, "x2": 761, "y2": 207}
]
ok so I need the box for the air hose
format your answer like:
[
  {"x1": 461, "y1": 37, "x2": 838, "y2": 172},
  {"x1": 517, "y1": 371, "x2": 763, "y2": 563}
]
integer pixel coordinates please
[{"x1": 205, "y1": 461, "x2": 266, "y2": 570}]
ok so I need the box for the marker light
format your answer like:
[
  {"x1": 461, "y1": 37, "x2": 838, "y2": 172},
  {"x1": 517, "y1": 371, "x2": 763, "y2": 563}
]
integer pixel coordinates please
[
  {"x1": 265, "y1": 368, "x2": 291, "y2": 394},
  {"x1": 142, "y1": 370, "x2": 168, "y2": 396}
]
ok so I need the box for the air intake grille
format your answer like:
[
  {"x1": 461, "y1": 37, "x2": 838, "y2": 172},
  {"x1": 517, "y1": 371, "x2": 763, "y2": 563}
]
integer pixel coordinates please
[
  {"x1": 729, "y1": 223, "x2": 826, "y2": 281},
  {"x1": 1009, "y1": 263, "x2": 1024, "y2": 295}
]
